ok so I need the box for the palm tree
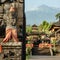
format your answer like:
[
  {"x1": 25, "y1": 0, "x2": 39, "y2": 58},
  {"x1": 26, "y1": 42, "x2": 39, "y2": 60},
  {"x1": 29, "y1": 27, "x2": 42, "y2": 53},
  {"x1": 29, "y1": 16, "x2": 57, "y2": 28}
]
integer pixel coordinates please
[
  {"x1": 55, "y1": 13, "x2": 60, "y2": 20},
  {"x1": 38, "y1": 20, "x2": 50, "y2": 33}
]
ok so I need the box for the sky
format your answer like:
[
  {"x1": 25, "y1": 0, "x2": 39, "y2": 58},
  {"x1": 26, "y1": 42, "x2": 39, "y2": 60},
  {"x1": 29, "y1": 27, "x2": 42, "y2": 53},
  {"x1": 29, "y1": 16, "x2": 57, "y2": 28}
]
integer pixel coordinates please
[{"x1": 25, "y1": 0, "x2": 60, "y2": 12}]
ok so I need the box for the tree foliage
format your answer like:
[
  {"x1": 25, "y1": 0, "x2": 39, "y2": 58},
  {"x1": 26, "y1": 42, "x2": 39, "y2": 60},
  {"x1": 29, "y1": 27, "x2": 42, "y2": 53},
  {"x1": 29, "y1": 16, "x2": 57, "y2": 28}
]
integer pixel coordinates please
[
  {"x1": 26, "y1": 21, "x2": 51, "y2": 34},
  {"x1": 38, "y1": 20, "x2": 51, "y2": 33},
  {"x1": 26, "y1": 25, "x2": 32, "y2": 33},
  {"x1": 55, "y1": 13, "x2": 60, "y2": 20}
]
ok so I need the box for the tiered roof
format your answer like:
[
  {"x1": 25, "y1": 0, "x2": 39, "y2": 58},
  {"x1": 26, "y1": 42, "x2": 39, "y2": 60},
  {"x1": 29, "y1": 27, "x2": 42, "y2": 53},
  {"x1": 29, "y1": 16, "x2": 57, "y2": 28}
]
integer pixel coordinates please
[{"x1": 49, "y1": 20, "x2": 60, "y2": 30}]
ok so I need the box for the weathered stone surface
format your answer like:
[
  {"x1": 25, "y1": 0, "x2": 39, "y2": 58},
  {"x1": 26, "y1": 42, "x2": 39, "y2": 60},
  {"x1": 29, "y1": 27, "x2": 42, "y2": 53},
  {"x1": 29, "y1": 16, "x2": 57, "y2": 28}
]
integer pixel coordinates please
[
  {"x1": 17, "y1": 0, "x2": 23, "y2": 3},
  {"x1": 4, "y1": 3, "x2": 11, "y2": 11},
  {"x1": 0, "y1": 42, "x2": 22, "y2": 60},
  {"x1": 0, "y1": 0, "x2": 24, "y2": 59},
  {"x1": 0, "y1": 0, "x2": 24, "y2": 37},
  {"x1": 17, "y1": 3, "x2": 23, "y2": 18},
  {"x1": 1, "y1": 42, "x2": 22, "y2": 46},
  {"x1": 0, "y1": 0, "x2": 6, "y2": 3},
  {"x1": 0, "y1": 6, "x2": 3, "y2": 13},
  {"x1": 17, "y1": 18, "x2": 23, "y2": 26}
]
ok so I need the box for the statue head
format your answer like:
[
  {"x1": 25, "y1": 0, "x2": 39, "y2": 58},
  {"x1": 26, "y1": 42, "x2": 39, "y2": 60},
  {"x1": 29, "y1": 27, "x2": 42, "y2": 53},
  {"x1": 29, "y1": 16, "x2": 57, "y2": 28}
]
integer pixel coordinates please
[{"x1": 9, "y1": 6, "x2": 15, "y2": 12}]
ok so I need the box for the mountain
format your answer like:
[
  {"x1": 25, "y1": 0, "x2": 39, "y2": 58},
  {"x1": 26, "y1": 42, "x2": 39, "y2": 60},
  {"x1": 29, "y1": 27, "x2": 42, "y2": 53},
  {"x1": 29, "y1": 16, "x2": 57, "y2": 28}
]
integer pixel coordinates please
[{"x1": 25, "y1": 5, "x2": 60, "y2": 25}]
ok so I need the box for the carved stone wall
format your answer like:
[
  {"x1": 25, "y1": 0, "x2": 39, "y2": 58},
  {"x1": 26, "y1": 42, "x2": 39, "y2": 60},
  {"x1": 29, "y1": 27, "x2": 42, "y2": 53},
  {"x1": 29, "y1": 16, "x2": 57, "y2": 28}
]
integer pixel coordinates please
[
  {"x1": 0, "y1": 0, "x2": 24, "y2": 41},
  {"x1": 0, "y1": 42, "x2": 22, "y2": 60}
]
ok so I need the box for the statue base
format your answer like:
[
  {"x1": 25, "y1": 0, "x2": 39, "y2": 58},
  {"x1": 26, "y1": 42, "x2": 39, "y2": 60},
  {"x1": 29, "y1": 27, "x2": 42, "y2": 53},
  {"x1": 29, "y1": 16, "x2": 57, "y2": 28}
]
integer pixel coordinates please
[{"x1": 0, "y1": 42, "x2": 22, "y2": 60}]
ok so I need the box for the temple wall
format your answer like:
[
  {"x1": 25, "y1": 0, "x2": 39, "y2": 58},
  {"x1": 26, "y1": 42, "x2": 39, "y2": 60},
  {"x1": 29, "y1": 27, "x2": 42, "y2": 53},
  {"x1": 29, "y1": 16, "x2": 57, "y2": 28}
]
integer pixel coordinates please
[{"x1": 0, "y1": 0, "x2": 24, "y2": 60}]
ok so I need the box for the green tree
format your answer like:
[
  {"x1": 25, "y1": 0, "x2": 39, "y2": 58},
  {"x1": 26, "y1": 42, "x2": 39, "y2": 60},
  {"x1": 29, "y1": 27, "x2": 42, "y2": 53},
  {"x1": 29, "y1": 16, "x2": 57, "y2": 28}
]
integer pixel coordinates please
[
  {"x1": 38, "y1": 20, "x2": 51, "y2": 33},
  {"x1": 55, "y1": 13, "x2": 60, "y2": 20},
  {"x1": 26, "y1": 25, "x2": 32, "y2": 33}
]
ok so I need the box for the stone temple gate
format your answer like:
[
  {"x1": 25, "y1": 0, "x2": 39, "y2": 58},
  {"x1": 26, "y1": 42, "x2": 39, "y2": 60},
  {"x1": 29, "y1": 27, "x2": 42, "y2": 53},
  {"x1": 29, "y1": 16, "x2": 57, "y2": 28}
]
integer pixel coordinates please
[{"x1": 0, "y1": 0, "x2": 25, "y2": 60}]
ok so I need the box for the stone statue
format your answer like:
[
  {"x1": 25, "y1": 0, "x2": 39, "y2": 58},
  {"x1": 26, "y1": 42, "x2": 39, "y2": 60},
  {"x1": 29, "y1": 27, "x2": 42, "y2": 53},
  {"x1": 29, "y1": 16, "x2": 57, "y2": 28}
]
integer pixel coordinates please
[{"x1": 2, "y1": 3, "x2": 19, "y2": 42}]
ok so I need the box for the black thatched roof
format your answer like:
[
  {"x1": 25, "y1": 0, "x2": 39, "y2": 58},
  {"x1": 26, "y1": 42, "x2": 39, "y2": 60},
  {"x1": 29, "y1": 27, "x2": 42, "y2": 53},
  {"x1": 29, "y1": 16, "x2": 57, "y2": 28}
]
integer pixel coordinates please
[
  {"x1": 53, "y1": 20, "x2": 60, "y2": 26},
  {"x1": 30, "y1": 32, "x2": 39, "y2": 35},
  {"x1": 49, "y1": 25, "x2": 55, "y2": 30},
  {"x1": 26, "y1": 32, "x2": 39, "y2": 36},
  {"x1": 30, "y1": 32, "x2": 47, "y2": 35},
  {"x1": 32, "y1": 24, "x2": 37, "y2": 27},
  {"x1": 40, "y1": 32, "x2": 47, "y2": 35},
  {"x1": 49, "y1": 20, "x2": 60, "y2": 30}
]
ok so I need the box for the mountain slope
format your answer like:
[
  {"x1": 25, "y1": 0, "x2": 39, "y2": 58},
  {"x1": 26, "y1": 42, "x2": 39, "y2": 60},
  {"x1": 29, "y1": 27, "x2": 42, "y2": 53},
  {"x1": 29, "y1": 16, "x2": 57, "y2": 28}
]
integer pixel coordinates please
[{"x1": 25, "y1": 5, "x2": 60, "y2": 25}]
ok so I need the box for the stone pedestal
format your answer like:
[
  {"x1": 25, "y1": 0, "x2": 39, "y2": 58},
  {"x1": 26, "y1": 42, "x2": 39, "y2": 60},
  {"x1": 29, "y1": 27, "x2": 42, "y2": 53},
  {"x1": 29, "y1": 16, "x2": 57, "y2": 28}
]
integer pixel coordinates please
[{"x1": 0, "y1": 42, "x2": 22, "y2": 60}]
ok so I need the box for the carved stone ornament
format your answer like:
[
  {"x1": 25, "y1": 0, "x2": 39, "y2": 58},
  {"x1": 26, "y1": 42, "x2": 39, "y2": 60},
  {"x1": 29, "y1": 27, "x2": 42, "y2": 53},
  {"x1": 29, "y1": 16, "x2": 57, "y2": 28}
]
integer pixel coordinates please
[{"x1": 0, "y1": 0, "x2": 6, "y2": 3}]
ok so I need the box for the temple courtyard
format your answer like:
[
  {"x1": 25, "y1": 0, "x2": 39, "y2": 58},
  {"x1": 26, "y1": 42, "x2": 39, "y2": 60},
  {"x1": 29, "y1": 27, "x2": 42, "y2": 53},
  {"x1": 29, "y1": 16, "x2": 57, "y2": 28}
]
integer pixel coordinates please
[{"x1": 29, "y1": 56, "x2": 60, "y2": 60}]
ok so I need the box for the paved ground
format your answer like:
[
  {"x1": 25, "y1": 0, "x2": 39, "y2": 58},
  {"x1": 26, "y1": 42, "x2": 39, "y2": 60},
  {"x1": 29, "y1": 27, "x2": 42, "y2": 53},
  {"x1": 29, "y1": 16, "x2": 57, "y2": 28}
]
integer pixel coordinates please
[{"x1": 29, "y1": 56, "x2": 60, "y2": 60}]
